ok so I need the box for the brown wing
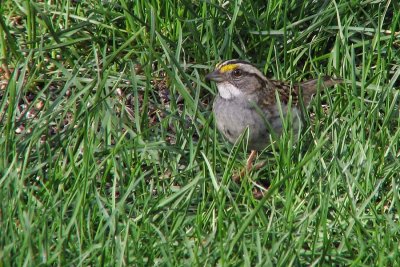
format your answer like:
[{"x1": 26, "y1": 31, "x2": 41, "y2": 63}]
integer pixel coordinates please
[
  {"x1": 257, "y1": 79, "x2": 297, "y2": 108},
  {"x1": 258, "y1": 76, "x2": 341, "y2": 109},
  {"x1": 261, "y1": 76, "x2": 341, "y2": 107}
]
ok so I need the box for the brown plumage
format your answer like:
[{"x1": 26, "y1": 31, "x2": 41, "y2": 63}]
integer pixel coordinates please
[{"x1": 263, "y1": 76, "x2": 342, "y2": 107}]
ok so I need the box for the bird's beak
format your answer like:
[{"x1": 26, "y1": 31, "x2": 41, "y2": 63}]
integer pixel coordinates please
[{"x1": 205, "y1": 70, "x2": 224, "y2": 82}]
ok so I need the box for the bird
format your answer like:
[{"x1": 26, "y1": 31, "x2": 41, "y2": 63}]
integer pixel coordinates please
[{"x1": 205, "y1": 59, "x2": 341, "y2": 184}]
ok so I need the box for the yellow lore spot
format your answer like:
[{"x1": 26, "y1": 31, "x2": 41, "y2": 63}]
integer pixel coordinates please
[{"x1": 219, "y1": 64, "x2": 238, "y2": 73}]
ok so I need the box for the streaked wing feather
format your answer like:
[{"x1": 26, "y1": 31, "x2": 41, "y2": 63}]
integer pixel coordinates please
[{"x1": 260, "y1": 76, "x2": 342, "y2": 107}]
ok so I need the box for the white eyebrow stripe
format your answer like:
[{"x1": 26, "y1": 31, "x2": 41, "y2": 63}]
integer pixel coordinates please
[{"x1": 238, "y1": 64, "x2": 267, "y2": 80}]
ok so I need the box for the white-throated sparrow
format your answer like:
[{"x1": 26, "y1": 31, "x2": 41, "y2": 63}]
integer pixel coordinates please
[{"x1": 206, "y1": 59, "x2": 341, "y2": 183}]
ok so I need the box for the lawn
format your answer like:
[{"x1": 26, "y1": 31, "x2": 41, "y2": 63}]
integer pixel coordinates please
[{"x1": 0, "y1": 0, "x2": 399, "y2": 266}]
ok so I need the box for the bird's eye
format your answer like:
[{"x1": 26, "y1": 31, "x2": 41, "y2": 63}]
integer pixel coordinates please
[{"x1": 232, "y1": 69, "x2": 242, "y2": 78}]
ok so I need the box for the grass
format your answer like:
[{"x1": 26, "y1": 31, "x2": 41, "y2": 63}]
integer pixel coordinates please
[{"x1": 0, "y1": 0, "x2": 399, "y2": 266}]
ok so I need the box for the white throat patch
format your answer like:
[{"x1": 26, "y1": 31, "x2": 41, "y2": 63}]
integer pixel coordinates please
[{"x1": 217, "y1": 82, "x2": 243, "y2": 99}]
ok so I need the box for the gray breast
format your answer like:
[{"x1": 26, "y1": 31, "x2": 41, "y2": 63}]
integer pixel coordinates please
[
  {"x1": 212, "y1": 96, "x2": 302, "y2": 151},
  {"x1": 212, "y1": 96, "x2": 272, "y2": 150}
]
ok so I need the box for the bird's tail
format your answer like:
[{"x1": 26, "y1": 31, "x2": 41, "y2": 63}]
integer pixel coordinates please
[{"x1": 300, "y1": 76, "x2": 342, "y2": 105}]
